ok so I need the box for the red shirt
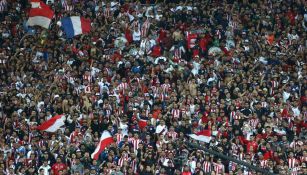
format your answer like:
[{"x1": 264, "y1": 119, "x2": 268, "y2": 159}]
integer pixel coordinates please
[
  {"x1": 52, "y1": 163, "x2": 67, "y2": 175},
  {"x1": 158, "y1": 29, "x2": 167, "y2": 43},
  {"x1": 286, "y1": 11, "x2": 296, "y2": 25},
  {"x1": 182, "y1": 172, "x2": 192, "y2": 175},
  {"x1": 125, "y1": 28, "x2": 133, "y2": 43},
  {"x1": 199, "y1": 34, "x2": 212, "y2": 51},
  {"x1": 151, "y1": 45, "x2": 162, "y2": 57}
]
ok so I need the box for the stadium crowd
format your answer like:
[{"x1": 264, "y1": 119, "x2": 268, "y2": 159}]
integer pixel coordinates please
[{"x1": 0, "y1": 0, "x2": 307, "y2": 174}]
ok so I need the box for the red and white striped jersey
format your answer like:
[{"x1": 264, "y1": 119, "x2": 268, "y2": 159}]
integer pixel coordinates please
[
  {"x1": 141, "y1": 19, "x2": 150, "y2": 38},
  {"x1": 104, "y1": 7, "x2": 111, "y2": 18},
  {"x1": 290, "y1": 141, "x2": 299, "y2": 150},
  {"x1": 202, "y1": 161, "x2": 211, "y2": 173},
  {"x1": 158, "y1": 93, "x2": 167, "y2": 101},
  {"x1": 233, "y1": 153, "x2": 245, "y2": 161},
  {"x1": 166, "y1": 131, "x2": 178, "y2": 140},
  {"x1": 83, "y1": 75, "x2": 92, "y2": 83},
  {"x1": 118, "y1": 157, "x2": 128, "y2": 167},
  {"x1": 161, "y1": 83, "x2": 171, "y2": 93},
  {"x1": 62, "y1": 0, "x2": 74, "y2": 11},
  {"x1": 288, "y1": 158, "x2": 297, "y2": 169},
  {"x1": 171, "y1": 109, "x2": 181, "y2": 119},
  {"x1": 270, "y1": 80, "x2": 279, "y2": 96},
  {"x1": 129, "y1": 159, "x2": 137, "y2": 173},
  {"x1": 151, "y1": 86, "x2": 161, "y2": 94},
  {"x1": 213, "y1": 163, "x2": 225, "y2": 174},
  {"x1": 249, "y1": 118, "x2": 259, "y2": 129},
  {"x1": 115, "y1": 133, "x2": 124, "y2": 145},
  {"x1": 260, "y1": 160, "x2": 268, "y2": 168},
  {"x1": 117, "y1": 82, "x2": 129, "y2": 94},
  {"x1": 130, "y1": 138, "x2": 141, "y2": 153},
  {"x1": 69, "y1": 131, "x2": 79, "y2": 144},
  {"x1": 230, "y1": 111, "x2": 241, "y2": 122}
]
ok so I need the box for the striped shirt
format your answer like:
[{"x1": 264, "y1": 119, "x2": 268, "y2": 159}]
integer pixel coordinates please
[
  {"x1": 288, "y1": 158, "x2": 297, "y2": 169},
  {"x1": 62, "y1": 0, "x2": 74, "y2": 11},
  {"x1": 104, "y1": 7, "x2": 111, "y2": 18},
  {"x1": 171, "y1": 109, "x2": 180, "y2": 119},
  {"x1": 202, "y1": 161, "x2": 211, "y2": 173},
  {"x1": 260, "y1": 160, "x2": 268, "y2": 168},
  {"x1": 130, "y1": 138, "x2": 141, "y2": 153},
  {"x1": 249, "y1": 118, "x2": 259, "y2": 129},
  {"x1": 213, "y1": 163, "x2": 225, "y2": 174},
  {"x1": 166, "y1": 131, "x2": 178, "y2": 140},
  {"x1": 115, "y1": 133, "x2": 123, "y2": 145},
  {"x1": 141, "y1": 19, "x2": 150, "y2": 38},
  {"x1": 161, "y1": 83, "x2": 171, "y2": 93}
]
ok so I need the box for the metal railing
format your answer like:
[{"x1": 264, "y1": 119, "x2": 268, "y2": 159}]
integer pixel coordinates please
[{"x1": 186, "y1": 142, "x2": 276, "y2": 175}]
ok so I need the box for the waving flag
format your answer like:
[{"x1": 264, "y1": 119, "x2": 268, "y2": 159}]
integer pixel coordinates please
[
  {"x1": 27, "y1": 0, "x2": 54, "y2": 29},
  {"x1": 36, "y1": 114, "x2": 65, "y2": 132},
  {"x1": 91, "y1": 130, "x2": 114, "y2": 160},
  {"x1": 60, "y1": 16, "x2": 91, "y2": 38},
  {"x1": 188, "y1": 130, "x2": 212, "y2": 143}
]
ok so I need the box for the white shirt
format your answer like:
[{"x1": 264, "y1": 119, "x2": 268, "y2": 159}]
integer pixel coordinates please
[
  {"x1": 282, "y1": 91, "x2": 290, "y2": 102},
  {"x1": 38, "y1": 165, "x2": 51, "y2": 175},
  {"x1": 156, "y1": 125, "x2": 168, "y2": 135},
  {"x1": 91, "y1": 67, "x2": 100, "y2": 77},
  {"x1": 133, "y1": 29, "x2": 141, "y2": 41},
  {"x1": 291, "y1": 106, "x2": 300, "y2": 117},
  {"x1": 119, "y1": 122, "x2": 128, "y2": 136}
]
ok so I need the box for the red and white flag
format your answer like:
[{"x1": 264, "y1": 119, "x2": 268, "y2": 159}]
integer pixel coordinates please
[
  {"x1": 91, "y1": 130, "x2": 114, "y2": 160},
  {"x1": 27, "y1": 0, "x2": 54, "y2": 29},
  {"x1": 36, "y1": 114, "x2": 65, "y2": 132},
  {"x1": 188, "y1": 130, "x2": 212, "y2": 143},
  {"x1": 186, "y1": 32, "x2": 198, "y2": 49}
]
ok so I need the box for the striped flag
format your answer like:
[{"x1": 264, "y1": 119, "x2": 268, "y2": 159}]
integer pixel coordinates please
[
  {"x1": 188, "y1": 130, "x2": 212, "y2": 143},
  {"x1": 91, "y1": 130, "x2": 114, "y2": 160},
  {"x1": 36, "y1": 114, "x2": 65, "y2": 132},
  {"x1": 60, "y1": 16, "x2": 91, "y2": 38},
  {"x1": 27, "y1": 0, "x2": 54, "y2": 29}
]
